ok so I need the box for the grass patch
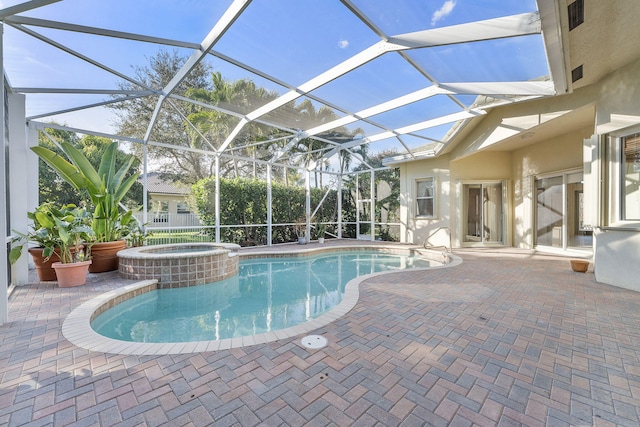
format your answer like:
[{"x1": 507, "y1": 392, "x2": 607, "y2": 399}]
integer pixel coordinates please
[{"x1": 146, "y1": 231, "x2": 213, "y2": 245}]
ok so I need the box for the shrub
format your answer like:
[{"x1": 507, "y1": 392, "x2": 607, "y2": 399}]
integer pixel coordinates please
[{"x1": 192, "y1": 177, "x2": 337, "y2": 245}]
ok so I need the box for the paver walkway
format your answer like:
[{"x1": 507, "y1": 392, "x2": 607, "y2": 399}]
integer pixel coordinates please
[{"x1": 1, "y1": 243, "x2": 639, "y2": 426}]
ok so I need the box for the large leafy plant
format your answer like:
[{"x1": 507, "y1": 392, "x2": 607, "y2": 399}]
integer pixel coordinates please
[
  {"x1": 10, "y1": 203, "x2": 93, "y2": 264},
  {"x1": 10, "y1": 202, "x2": 62, "y2": 264},
  {"x1": 32, "y1": 141, "x2": 139, "y2": 242},
  {"x1": 51, "y1": 204, "x2": 94, "y2": 263}
]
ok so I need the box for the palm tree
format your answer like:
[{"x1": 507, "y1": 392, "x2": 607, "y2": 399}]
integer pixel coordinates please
[
  {"x1": 186, "y1": 72, "x2": 279, "y2": 179},
  {"x1": 285, "y1": 99, "x2": 365, "y2": 186}
]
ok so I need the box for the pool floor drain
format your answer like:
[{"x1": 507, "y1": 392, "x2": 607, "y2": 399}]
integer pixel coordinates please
[{"x1": 301, "y1": 335, "x2": 327, "y2": 349}]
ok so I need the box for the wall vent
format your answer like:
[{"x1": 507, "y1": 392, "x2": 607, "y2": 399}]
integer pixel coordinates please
[
  {"x1": 572, "y1": 65, "x2": 583, "y2": 83},
  {"x1": 568, "y1": 0, "x2": 584, "y2": 31}
]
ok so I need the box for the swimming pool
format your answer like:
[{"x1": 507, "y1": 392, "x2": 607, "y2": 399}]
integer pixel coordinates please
[
  {"x1": 91, "y1": 251, "x2": 436, "y2": 343},
  {"x1": 63, "y1": 244, "x2": 458, "y2": 355}
]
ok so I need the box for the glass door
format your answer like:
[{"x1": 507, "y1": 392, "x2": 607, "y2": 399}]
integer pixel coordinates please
[
  {"x1": 567, "y1": 173, "x2": 592, "y2": 247},
  {"x1": 463, "y1": 183, "x2": 503, "y2": 244},
  {"x1": 535, "y1": 176, "x2": 563, "y2": 247},
  {"x1": 535, "y1": 172, "x2": 592, "y2": 250}
]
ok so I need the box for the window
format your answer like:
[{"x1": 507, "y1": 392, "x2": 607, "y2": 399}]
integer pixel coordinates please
[
  {"x1": 177, "y1": 202, "x2": 191, "y2": 214},
  {"x1": 622, "y1": 133, "x2": 640, "y2": 220},
  {"x1": 416, "y1": 178, "x2": 435, "y2": 217},
  {"x1": 154, "y1": 201, "x2": 169, "y2": 213}
]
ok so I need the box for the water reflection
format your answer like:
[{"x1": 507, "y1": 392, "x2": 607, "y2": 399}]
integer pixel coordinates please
[{"x1": 92, "y1": 252, "x2": 433, "y2": 343}]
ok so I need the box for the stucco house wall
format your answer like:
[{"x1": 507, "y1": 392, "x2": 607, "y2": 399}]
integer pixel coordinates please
[
  {"x1": 392, "y1": 57, "x2": 640, "y2": 290},
  {"x1": 510, "y1": 130, "x2": 591, "y2": 249},
  {"x1": 449, "y1": 152, "x2": 512, "y2": 247},
  {"x1": 399, "y1": 154, "x2": 451, "y2": 248},
  {"x1": 149, "y1": 193, "x2": 188, "y2": 216}
]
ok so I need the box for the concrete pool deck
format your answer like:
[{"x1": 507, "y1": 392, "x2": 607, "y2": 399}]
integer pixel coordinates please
[{"x1": 2, "y1": 240, "x2": 639, "y2": 426}]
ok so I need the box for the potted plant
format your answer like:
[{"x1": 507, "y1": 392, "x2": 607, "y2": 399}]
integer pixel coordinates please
[
  {"x1": 31, "y1": 141, "x2": 139, "y2": 273},
  {"x1": 10, "y1": 202, "x2": 63, "y2": 281},
  {"x1": 124, "y1": 219, "x2": 152, "y2": 248},
  {"x1": 316, "y1": 222, "x2": 327, "y2": 244},
  {"x1": 49, "y1": 204, "x2": 94, "y2": 287},
  {"x1": 294, "y1": 221, "x2": 306, "y2": 244}
]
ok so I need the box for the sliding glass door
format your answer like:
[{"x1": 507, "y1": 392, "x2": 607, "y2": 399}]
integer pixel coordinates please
[
  {"x1": 535, "y1": 172, "x2": 592, "y2": 250},
  {"x1": 463, "y1": 183, "x2": 503, "y2": 244},
  {"x1": 535, "y1": 176, "x2": 563, "y2": 247}
]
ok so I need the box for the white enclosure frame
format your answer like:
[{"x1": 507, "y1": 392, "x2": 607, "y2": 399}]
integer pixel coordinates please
[{"x1": 0, "y1": 0, "x2": 569, "y2": 324}]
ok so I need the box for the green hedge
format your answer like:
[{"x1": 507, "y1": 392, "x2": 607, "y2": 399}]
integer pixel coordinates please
[{"x1": 192, "y1": 177, "x2": 338, "y2": 246}]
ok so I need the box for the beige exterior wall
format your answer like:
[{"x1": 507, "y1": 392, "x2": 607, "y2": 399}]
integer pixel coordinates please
[
  {"x1": 400, "y1": 151, "x2": 512, "y2": 248},
  {"x1": 450, "y1": 151, "x2": 512, "y2": 181},
  {"x1": 396, "y1": 58, "x2": 640, "y2": 243},
  {"x1": 399, "y1": 154, "x2": 451, "y2": 248},
  {"x1": 450, "y1": 152, "x2": 512, "y2": 247},
  {"x1": 510, "y1": 131, "x2": 591, "y2": 249},
  {"x1": 593, "y1": 57, "x2": 640, "y2": 135},
  {"x1": 150, "y1": 194, "x2": 189, "y2": 215},
  {"x1": 399, "y1": 133, "x2": 590, "y2": 249},
  {"x1": 393, "y1": 57, "x2": 640, "y2": 290}
]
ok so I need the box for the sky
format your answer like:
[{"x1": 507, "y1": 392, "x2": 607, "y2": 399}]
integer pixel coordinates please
[{"x1": 2, "y1": 0, "x2": 547, "y2": 160}]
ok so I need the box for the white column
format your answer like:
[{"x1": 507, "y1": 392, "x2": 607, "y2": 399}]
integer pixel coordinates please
[
  {"x1": 8, "y1": 93, "x2": 29, "y2": 286},
  {"x1": 337, "y1": 164, "x2": 342, "y2": 239},
  {"x1": 305, "y1": 169, "x2": 311, "y2": 242},
  {"x1": 267, "y1": 164, "x2": 272, "y2": 246},
  {"x1": 142, "y1": 144, "x2": 148, "y2": 226},
  {"x1": 582, "y1": 134, "x2": 599, "y2": 230},
  {"x1": 1, "y1": 22, "x2": 8, "y2": 324},
  {"x1": 562, "y1": 174, "x2": 567, "y2": 250},
  {"x1": 356, "y1": 174, "x2": 360, "y2": 238},
  {"x1": 215, "y1": 155, "x2": 220, "y2": 243},
  {"x1": 370, "y1": 170, "x2": 375, "y2": 241},
  {"x1": 27, "y1": 124, "x2": 38, "y2": 212}
]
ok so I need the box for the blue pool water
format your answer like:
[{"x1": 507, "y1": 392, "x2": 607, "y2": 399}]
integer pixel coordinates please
[{"x1": 91, "y1": 251, "x2": 435, "y2": 343}]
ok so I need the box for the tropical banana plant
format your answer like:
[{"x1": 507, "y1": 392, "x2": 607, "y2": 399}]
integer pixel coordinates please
[{"x1": 31, "y1": 141, "x2": 140, "y2": 242}]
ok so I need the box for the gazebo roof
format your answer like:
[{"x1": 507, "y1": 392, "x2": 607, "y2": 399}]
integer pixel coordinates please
[{"x1": 3, "y1": 0, "x2": 637, "y2": 172}]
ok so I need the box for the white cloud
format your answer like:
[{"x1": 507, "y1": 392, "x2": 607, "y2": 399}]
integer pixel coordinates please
[
  {"x1": 338, "y1": 39, "x2": 349, "y2": 49},
  {"x1": 431, "y1": 0, "x2": 456, "y2": 26}
]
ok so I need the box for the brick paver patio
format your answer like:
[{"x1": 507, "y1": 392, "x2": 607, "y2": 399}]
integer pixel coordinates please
[{"x1": 1, "y1": 242, "x2": 639, "y2": 426}]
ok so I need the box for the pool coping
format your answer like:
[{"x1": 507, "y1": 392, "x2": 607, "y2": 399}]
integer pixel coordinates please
[{"x1": 62, "y1": 245, "x2": 462, "y2": 355}]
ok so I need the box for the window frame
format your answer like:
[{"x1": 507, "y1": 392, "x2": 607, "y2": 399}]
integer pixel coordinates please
[
  {"x1": 621, "y1": 132, "x2": 640, "y2": 221},
  {"x1": 415, "y1": 177, "x2": 436, "y2": 219},
  {"x1": 176, "y1": 201, "x2": 191, "y2": 214}
]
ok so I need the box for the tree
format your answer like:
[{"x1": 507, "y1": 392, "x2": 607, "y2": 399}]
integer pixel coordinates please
[
  {"x1": 185, "y1": 72, "x2": 280, "y2": 180},
  {"x1": 286, "y1": 99, "x2": 366, "y2": 185},
  {"x1": 364, "y1": 150, "x2": 401, "y2": 228},
  {"x1": 110, "y1": 49, "x2": 213, "y2": 185},
  {"x1": 341, "y1": 149, "x2": 400, "y2": 240},
  {"x1": 110, "y1": 50, "x2": 368, "y2": 187},
  {"x1": 36, "y1": 128, "x2": 143, "y2": 210},
  {"x1": 37, "y1": 128, "x2": 81, "y2": 205}
]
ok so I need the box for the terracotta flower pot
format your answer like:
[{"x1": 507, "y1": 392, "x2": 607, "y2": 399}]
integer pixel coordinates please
[
  {"x1": 89, "y1": 240, "x2": 127, "y2": 273},
  {"x1": 570, "y1": 259, "x2": 589, "y2": 273},
  {"x1": 52, "y1": 260, "x2": 92, "y2": 287},
  {"x1": 28, "y1": 247, "x2": 60, "y2": 281}
]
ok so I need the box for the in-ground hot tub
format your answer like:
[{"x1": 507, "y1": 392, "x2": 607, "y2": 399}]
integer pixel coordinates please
[{"x1": 118, "y1": 242, "x2": 240, "y2": 289}]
